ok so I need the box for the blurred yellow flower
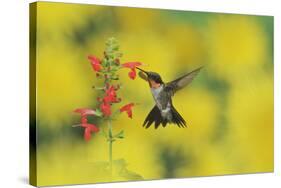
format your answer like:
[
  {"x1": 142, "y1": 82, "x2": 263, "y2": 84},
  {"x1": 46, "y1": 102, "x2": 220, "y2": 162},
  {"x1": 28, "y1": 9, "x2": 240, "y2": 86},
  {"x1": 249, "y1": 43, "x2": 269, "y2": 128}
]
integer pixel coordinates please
[
  {"x1": 37, "y1": 44, "x2": 96, "y2": 126},
  {"x1": 227, "y1": 71, "x2": 273, "y2": 172},
  {"x1": 37, "y1": 2, "x2": 99, "y2": 36},
  {"x1": 164, "y1": 23, "x2": 206, "y2": 68},
  {"x1": 115, "y1": 7, "x2": 160, "y2": 31},
  {"x1": 206, "y1": 15, "x2": 269, "y2": 82}
]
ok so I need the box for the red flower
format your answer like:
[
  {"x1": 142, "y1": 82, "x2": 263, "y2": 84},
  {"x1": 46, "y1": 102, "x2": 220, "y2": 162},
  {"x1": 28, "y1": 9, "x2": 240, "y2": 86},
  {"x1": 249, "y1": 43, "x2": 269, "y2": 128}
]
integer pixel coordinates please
[
  {"x1": 122, "y1": 62, "x2": 142, "y2": 69},
  {"x1": 120, "y1": 103, "x2": 134, "y2": 118},
  {"x1": 81, "y1": 116, "x2": 87, "y2": 124},
  {"x1": 100, "y1": 102, "x2": 111, "y2": 117},
  {"x1": 103, "y1": 86, "x2": 120, "y2": 103},
  {"x1": 74, "y1": 108, "x2": 97, "y2": 116},
  {"x1": 73, "y1": 111, "x2": 99, "y2": 141},
  {"x1": 81, "y1": 123, "x2": 99, "y2": 141},
  {"x1": 122, "y1": 62, "x2": 142, "y2": 80},
  {"x1": 128, "y1": 69, "x2": 136, "y2": 80},
  {"x1": 88, "y1": 55, "x2": 102, "y2": 72},
  {"x1": 103, "y1": 95, "x2": 120, "y2": 103}
]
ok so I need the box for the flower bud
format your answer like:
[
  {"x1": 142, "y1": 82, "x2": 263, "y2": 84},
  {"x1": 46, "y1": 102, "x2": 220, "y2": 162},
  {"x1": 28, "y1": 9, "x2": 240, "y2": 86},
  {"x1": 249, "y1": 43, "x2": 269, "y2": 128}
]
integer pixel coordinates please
[
  {"x1": 106, "y1": 83, "x2": 110, "y2": 88},
  {"x1": 115, "y1": 58, "x2": 120, "y2": 65},
  {"x1": 113, "y1": 84, "x2": 119, "y2": 90}
]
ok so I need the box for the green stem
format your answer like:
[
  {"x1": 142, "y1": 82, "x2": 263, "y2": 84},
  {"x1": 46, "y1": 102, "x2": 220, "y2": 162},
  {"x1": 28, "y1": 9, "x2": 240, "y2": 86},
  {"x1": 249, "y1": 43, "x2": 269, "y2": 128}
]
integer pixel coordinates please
[{"x1": 108, "y1": 120, "x2": 113, "y2": 175}]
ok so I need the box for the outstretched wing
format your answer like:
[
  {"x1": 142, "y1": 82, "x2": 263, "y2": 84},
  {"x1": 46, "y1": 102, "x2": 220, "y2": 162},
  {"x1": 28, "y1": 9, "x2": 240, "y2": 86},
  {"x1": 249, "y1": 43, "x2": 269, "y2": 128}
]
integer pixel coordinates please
[{"x1": 165, "y1": 67, "x2": 202, "y2": 95}]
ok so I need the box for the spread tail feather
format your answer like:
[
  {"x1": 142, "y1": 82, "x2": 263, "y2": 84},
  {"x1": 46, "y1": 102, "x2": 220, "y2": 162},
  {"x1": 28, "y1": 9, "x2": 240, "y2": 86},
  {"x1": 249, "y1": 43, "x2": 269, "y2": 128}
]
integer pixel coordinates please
[
  {"x1": 171, "y1": 106, "x2": 186, "y2": 127},
  {"x1": 143, "y1": 105, "x2": 186, "y2": 129}
]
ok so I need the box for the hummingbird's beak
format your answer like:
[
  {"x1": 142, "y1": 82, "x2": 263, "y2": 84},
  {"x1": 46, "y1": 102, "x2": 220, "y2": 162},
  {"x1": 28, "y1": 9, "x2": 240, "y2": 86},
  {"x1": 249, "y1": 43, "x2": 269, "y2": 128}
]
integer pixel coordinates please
[{"x1": 136, "y1": 67, "x2": 148, "y2": 75}]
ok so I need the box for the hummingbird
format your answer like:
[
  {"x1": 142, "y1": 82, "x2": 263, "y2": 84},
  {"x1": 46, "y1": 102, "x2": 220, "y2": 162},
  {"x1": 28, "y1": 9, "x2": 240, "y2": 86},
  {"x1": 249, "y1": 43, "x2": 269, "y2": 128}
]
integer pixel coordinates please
[{"x1": 137, "y1": 67, "x2": 202, "y2": 129}]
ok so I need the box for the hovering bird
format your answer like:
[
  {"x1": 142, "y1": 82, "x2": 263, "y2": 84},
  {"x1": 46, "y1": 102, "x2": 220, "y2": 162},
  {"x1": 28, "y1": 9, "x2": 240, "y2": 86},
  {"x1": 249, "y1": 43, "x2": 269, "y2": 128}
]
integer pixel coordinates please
[{"x1": 137, "y1": 67, "x2": 202, "y2": 129}]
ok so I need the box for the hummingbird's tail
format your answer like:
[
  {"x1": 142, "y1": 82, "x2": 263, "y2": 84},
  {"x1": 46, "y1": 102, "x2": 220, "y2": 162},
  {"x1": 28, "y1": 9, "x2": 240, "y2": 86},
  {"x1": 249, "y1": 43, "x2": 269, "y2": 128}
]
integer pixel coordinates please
[
  {"x1": 170, "y1": 105, "x2": 186, "y2": 127},
  {"x1": 143, "y1": 105, "x2": 186, "y2": 129}
]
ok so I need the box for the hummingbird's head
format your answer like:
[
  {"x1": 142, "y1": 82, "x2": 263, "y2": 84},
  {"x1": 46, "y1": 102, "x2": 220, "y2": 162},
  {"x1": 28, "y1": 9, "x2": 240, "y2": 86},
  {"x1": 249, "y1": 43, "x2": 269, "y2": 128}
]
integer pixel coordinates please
[
  {"x1": 137, "y1": 67, "x2": 163, "y2": 89},
  {"x1": 147, "y1": 72, "x2": 163, "y2": 84}
]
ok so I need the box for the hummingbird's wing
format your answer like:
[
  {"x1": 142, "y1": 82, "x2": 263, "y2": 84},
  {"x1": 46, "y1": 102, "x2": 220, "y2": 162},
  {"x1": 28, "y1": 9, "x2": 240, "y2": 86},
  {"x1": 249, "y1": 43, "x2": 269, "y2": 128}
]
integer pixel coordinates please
[{"x1": 165, "y1": 67, "x2": 202, "y2": 95}]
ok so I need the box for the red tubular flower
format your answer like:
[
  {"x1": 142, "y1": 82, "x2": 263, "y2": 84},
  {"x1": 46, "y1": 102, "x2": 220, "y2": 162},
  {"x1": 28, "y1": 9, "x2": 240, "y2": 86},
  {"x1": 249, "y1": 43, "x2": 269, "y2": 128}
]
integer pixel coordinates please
[
  {"x1": 88, "y1": 55, "x2": 102, "y2": 72},
  {"x1": 122, "y1": 62, "x2": 142, "y2": 80},
  {"x1": 100, "y1": 102, "x2": 111, "y2": 117},
  {"x1": 81, "y1": 116, "x2": 87, "y2": 124},
  {"x1": 106, "y1": 86, "x2": 117, "y2": 97},
  {"x1": 120, "y1": 103, "x2": 134, "y2": 118},
  {"x1": 74, "y1": 108, "x2": 97, "y2": 116},
  {"x1": 103, "y1": 86, "x2": 119, "y2": 103},
  {"x1": 103, "y1": 95, "x2": 120, "y2": 103},
  {"x1": 122, "y1": 62, "x2": 142, "y2": 69},
  {"x1": 128, "y1": 69, "x2": 136, "y2": 80},
  {"x1": 73, "y1": 111, "x2": 99, "y2": 141},
  {"x1": 81, "y1": 123, "x2": 99, "y2": 141}
]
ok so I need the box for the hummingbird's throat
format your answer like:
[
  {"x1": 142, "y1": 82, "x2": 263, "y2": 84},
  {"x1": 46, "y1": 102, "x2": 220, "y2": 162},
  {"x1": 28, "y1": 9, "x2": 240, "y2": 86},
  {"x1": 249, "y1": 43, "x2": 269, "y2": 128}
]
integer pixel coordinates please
[{"x1": 149, "y1": 80, "x2": 162, "y2": 89}]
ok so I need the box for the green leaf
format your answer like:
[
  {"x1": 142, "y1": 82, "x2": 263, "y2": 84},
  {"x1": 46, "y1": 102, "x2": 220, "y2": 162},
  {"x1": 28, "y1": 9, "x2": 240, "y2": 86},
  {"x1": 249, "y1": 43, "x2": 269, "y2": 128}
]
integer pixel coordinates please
[
  {"x1": 94, "y1": 109, "x2": 102, "y2": 117},
  {"x1": 114, "y1": 130, "x2": 124, "y2": 139},
  {"x1": 113, "y1": 159, "x2": 144, "y2": 180},
  {"x1": 101, "y1": 128, "x2": 108, "y2": 138},
  {"x1": 115, "y1": 52, "x2": 123, "y2": 58},
  {"x1": 120, "y1": 169, "x2": 144, "y2": 180},
  {"x1": 110, "y1": 76, "x2": 119, "y2": 80},
  {"x1": 107, "y1": 138, "x2": 116, "y2": 142},
  {"x1": 111, "y1": 44, "x2": 119, "y2": 51},
  {"x1": 110, "y1": 67, "x2": 120, "y2": 72},
  {"x1": 108, "y1": 130, "x2": 112, "y2": 138},
  {"x1": 101, "y1": 58, "x2": 107, "y2": 64},
  {"x1": 89, "y1": 159, "x2": 143, "y2": 181}
]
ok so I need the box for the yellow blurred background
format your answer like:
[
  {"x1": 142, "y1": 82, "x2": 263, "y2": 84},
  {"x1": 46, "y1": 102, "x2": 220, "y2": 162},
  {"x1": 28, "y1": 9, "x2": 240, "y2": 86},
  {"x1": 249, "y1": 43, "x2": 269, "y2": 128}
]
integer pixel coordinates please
[{"x1": 33, "y1": 2, "x2": 273, "y2": 186}]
